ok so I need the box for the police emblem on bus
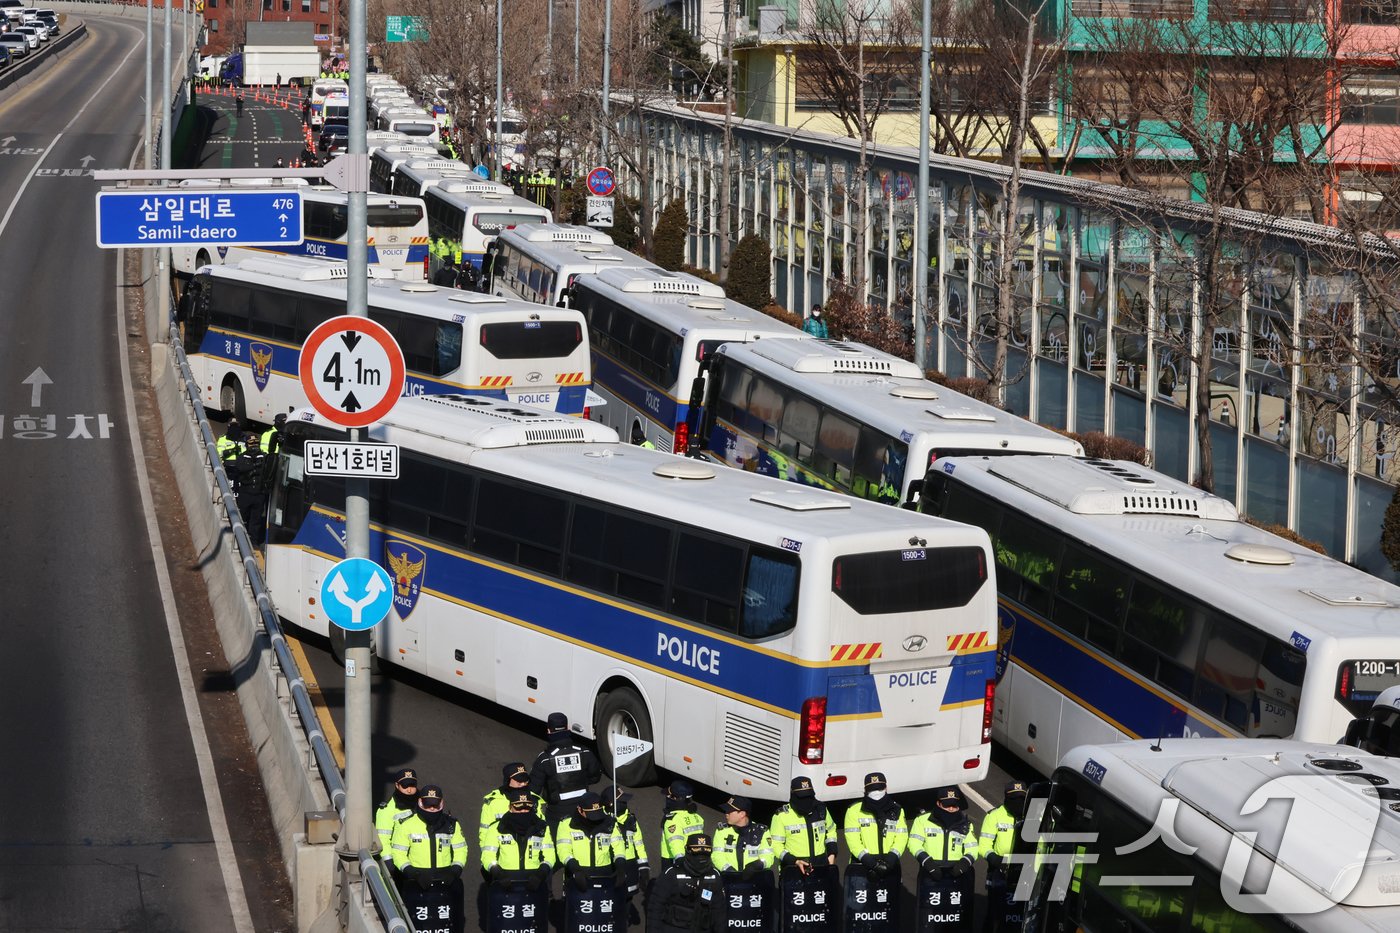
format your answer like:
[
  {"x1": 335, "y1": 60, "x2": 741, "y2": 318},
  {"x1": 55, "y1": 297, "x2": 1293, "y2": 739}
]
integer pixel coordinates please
[
  {"x1": 386, "y1": 540, "x2": 426, "y2": 619},
  {"x1": 250, "y1": 343, "x2": 274, "y2": 392}
]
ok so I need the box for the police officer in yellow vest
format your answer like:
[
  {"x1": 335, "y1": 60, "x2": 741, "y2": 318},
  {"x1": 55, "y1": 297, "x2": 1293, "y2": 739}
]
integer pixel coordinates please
[
  {"x1": 259, "y1": 412, "x2": 287, "y2": 459},
  {"x1": 843, "y1": 771, "x2": 908, "y2": 932},
  {"x1": 555, "y1": 792, "x2": 628, "y2": 932},
  {"x1": 482, "y1": 790, "x2": 555, "y2": 933},
  {"x1": 481, "y1": 762, "x2": 546, "y2": 849},
  {"x1": 376, "y1": 767, "x2": 420, "y2": 872},
  {"x1": 979, "y1": 781, "x2": 1029, "y2": 933},
  {"x1": 390, "y1": 784, "x2": 469, "y2": 933},
  {"x1": 713, "y1": 795, "x2": 776, "y2": 931},
  {"x1": 911, "y1": 787, "x2": 977, "y2": 932},
  {"x1": 217, "y1": 420, "x2": 245, "y2": 462},
  {"x1": 659, "y1": 779, "x2": 705, "y2": 864},
  {"x1": 771, "y1": 775, "x2": 840, "y2": 931}
]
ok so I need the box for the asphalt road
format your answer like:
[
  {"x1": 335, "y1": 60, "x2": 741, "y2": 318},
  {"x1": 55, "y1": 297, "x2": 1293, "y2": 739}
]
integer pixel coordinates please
[{"x1": 0, "y1": 15, "x2": 290, "y2": 932}]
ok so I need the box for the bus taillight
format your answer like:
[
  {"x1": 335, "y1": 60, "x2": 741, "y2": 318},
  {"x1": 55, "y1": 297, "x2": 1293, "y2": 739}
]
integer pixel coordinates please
[
  {"x1": 800, "y1": 696, "x2": 827, "y2": 764},
  {"x1": 423, "y1": 256, "x2": 430, "y2": 281},
  {"x1": 982, "y1": 679, "x2": 996, "y2": 743},
  {"x1": 674, "y1": 420, "x2": 689, "y2": 455}
]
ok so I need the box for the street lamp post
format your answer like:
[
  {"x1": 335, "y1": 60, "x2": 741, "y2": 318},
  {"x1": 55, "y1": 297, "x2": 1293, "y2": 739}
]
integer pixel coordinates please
[{"x1": 914, "y1": 0, "x2": 931, "y2": 372}]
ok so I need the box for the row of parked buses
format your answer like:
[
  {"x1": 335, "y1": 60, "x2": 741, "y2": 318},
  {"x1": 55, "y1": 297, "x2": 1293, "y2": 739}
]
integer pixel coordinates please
[{"x1": 180, "y1": 210, "x2": 1400, "y2": 926}]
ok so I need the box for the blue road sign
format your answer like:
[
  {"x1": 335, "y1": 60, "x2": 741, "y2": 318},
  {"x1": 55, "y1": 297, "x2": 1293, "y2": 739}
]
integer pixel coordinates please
[
  {"x1": 320, "y1": 558, "x2": 394, "y2": 631},
  {"x1": 94, "y1": 189, "x2": 303, "y2": 249}
]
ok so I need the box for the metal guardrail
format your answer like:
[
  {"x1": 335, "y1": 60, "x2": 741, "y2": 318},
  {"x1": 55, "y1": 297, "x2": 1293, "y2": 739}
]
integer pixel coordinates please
[{"x1": 166, "y1": 321, "x2": 409, "y2": 931}]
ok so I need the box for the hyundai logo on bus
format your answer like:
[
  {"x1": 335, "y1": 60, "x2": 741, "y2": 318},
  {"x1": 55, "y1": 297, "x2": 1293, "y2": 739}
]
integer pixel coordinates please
[
  {"x1": 902, "y1": 635, "x2": 927, "y2": 652},
  {"x1": 658, "y1": 633, "x2": 720, "y2": 675}
]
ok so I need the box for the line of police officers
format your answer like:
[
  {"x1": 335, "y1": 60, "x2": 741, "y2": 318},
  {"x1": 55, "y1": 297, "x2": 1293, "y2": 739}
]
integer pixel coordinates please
[{"x1": 373, "y1": 710, "x2": 1034, "y2": 933}]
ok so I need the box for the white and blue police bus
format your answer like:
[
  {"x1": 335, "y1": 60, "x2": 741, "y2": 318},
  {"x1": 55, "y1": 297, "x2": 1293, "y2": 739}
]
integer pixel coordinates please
[
  {"x1": 177, "y1": 256, "x2": 593, "y2": 424},
  {"x1": 170, "y1": 187, "x2": 432, "y2": 282},
  {"x1": 696, "y1": 337, "x2": 1083, "y2": 507},
  {"x1": 423, "y1": 182, "x2": 552, "y2": 270},
  {"x1": 1024, "y1": 738, "x2": 1400, "y2": 932},
  {"x1": 569, "y1": 267, "x2": 803, "y2": 454},
  {"x1": 263, "y1": 394, "x2": 999, "y2": 798},
  {"x1": 369, "y1": 144, "x2": 445, "y2": 194},
  {"x1": 917, "y1": 454, "x2": 1400, "y2": 776},
  {"x1": 486, "y1": 224, "x2": 659, "y2": 306},
  {"x1": 390, "y1": 159, "x2": 506, "y2": 199}
]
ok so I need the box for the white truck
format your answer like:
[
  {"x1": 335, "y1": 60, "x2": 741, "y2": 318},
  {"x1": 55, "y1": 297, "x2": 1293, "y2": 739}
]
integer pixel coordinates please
[{"x1": 239, "y1": 22, "x2": 319, "y2": 87}]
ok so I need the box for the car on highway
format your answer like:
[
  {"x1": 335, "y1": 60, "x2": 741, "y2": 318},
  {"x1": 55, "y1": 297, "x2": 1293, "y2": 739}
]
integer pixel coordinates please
[
  {"x1": 0, "y1": 45, "x2": 9, "y2": 69},
  {"x1": 0, "y1": 0, "x2": 24, "y2": 23},
  {"x1": 0, "y1": 32, "x2": 29, "y2": 58},
  {"x1": 12, "y1": 25, "x2": 38, "y2": 48},
  {"x1": 317, "y1": 122, "x2": 348, "y2": 157},
  {"x1": 34, "y1": 10, "x2": 58, "y2": 34}
]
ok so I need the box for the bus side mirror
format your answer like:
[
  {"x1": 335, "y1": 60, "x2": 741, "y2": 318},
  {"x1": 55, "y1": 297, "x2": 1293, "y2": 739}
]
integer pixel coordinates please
[{"x1": 1344, "y1": 718, "x2": 1368, "y2": 748}]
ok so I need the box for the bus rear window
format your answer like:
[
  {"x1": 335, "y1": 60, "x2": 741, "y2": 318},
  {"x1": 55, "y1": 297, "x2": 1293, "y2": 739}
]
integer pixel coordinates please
[
  {"x1": 368, "y1": 204, "x2": 425, "y2": 227},
  {"x1": 474, "y1": 212, "x2": 550, "y2": 235},
  {"x1": 480, "y1": 321, "x2": 583, "y2": 360},
  {"x1": 833, "y1": 547, "x2": 987, "y2": 614}
]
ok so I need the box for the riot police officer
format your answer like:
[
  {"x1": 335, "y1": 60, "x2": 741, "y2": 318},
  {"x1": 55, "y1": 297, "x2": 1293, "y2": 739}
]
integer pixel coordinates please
[
  {"x1": 481, "y1": 762, "x2": 545, "y2": 849},
  {"x1": 660, "y1": 780, "x2": 705, "y2": 864},
  {"x1": 555, "y1": 792, "x2": 628, "y2": 933},
  {"x1": 482, "y1": 790, "x2": 555, "y2": 933},
  {"x1": 842, "y1": 772, "x2": 907, "y2": 933},
  {"x1": 771, "y1": 776, "x2": 839, "y2": 932},
  {"x1": 648, "y1": 833, "x2": 727, "y2": 933},
  {"x1": 375, "y1": 767, "x2": 419, "y2": 861},
  {"x1": 980, "y1": 781, "x2": 1029, "y2": 933},
  {"x1": 911, "y1": 787, "x2": 977, "y2": 932},
  {"x1": 712, "y1": 796, "x2": 775, "y2": 932},
  {"x1": 389, "y1": 785, "x2": 469, "y2": 933},
  {"x1": 529, "y1": 711, "x2": 602, "y2": 827}
]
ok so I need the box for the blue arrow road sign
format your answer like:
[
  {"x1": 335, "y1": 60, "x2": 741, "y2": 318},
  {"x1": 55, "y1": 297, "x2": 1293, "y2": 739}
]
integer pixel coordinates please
[
  {"x1": 320, "y1": 558, "x2": 394, "y2": 631},
  {"x1": 94, "y1": 189, "x2": 304, "y2": 249}
]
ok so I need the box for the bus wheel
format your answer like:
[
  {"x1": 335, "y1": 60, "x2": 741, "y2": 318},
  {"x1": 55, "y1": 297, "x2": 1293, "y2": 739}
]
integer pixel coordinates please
[
  {"x1": 220, "y1": 378, "x2": 246, "y2": 424},
  {"x1": 596, "y1": 686, "x2": 657, "y2": 785}
]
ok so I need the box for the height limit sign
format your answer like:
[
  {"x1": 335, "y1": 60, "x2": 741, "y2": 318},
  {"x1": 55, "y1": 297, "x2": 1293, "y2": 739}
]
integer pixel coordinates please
[{"x1": 299, "y1": 316, "x2": 406, "y2": 428}]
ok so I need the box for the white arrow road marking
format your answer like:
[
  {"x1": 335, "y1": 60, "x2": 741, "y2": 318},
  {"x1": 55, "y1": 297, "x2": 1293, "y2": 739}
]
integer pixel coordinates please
[{"x1": 22, "y1": 367, "x2": 51, "y2": 407}]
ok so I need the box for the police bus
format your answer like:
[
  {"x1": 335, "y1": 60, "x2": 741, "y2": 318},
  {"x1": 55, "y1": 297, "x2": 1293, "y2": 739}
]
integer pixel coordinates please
[
  {"x1": 170, "y1": 187, "x2": 432, "y2": 282},
  {"x1": 696, "y1": 338, "x2": 1083, "y2": 508},
  {"x1": 176, "y1": 256, "x2": 593, "y2": 424},
  {"x1": 263, "y1": 394, "x2": 999, "y2": 799},
  {"x1": 1024, "y1": 738, "x2": 1400, "y2": 932},
  {"x1": 569, "y1": 267, "x2": 803, "y2": 454},
  {"x1": 486, "y1": 224, "x2": 658, "y2": 306},
  {"x1": 390, "y1": 159, "x2": 505, "y2": 199},
  {"x1": 917, "y1": 454, "x2": 1400, "y2": 777},
  {"x1": 369, "y1": 145, "x2": 445, "y2": 194},
  {"x1": 423, "y1": 182, "x2": 551, "y2": 270}
]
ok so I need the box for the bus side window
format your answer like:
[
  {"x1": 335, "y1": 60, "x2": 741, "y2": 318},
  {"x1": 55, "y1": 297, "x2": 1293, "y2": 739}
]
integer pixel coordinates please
[
  {"x1": 995, "y1": 512, "x2": 1060, "y2": 616},
  {"x1": 778, "y1": 396, "x2": 819, "y2": 464},
  {"x1": 748, "y1": 377, "x2": 786, "y2": 447},
  {"x1": 815, "y1": 411, "x2": 857, "y2": 487},
  {"x1": 740, "y1": 548, "x2": 799, "y2": 639}
]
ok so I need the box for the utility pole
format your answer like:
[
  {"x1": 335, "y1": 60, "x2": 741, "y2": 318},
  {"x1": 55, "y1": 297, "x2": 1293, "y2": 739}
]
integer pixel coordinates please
[
  {"x1": 496, "y1": 0, "x2": 504, "y2": 178},
  {"x1": 914, "y1": 0, "x2": 931, "y2": 371},
  {"x1": 717, "y1": 0, "x2": 735, "y2": 282}
]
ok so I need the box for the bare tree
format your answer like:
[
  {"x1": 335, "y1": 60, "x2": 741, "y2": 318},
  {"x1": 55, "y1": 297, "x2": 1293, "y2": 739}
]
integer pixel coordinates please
[{"x1": 797, "y1": 0, "x2": 918, "y2": 293}]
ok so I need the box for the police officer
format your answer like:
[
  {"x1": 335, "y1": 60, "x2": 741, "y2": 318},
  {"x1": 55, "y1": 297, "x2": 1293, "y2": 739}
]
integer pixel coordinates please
[
  {"x1": 433, "y1": 256, "x2": 459, "y2": 287},
  {"x1": 260, "y1": 412, "x2": 287, "y2": 458},
  {"x1": 712, "y1": 796, "x2": 775, "y2": 932},
  {"x1": 910, "y1": 788, "x2": 977, "y2": 932},
  {"x1": 771, "y1": 776, "x2": 839, "y2": 932},
  {"x1": 376, "y1": 767, "x2": 420, "y2": 858},
  {"x1": 555, "y1": 791, "x2": 628, "y2": 933},
  {"x1": 482, "y1": 790, "x2": 555, "y2": 933},
  {"x1": 647, "y1": 833, "x2": 727, "y2": 933},
  {"x1": 631, "y1": 424, "x2": 656, "y2": 450},
  {"x1": 217, "y1": 420, "x2": 245, "y2": 463},
  {"x1": 481, "y1": 762, "x2": 546, "y2": 849},
  {"x1": 390, "y1": 785, "x2": 469, "y2": 933},
  {"x1": 660, "y1": 780, "x2": 705, "y2": 864},
  {"x1": 604, "y1": 785, "x2": 649, "y2": 925},
  {"x1": 236, "y1": 91, "x2": 244, "y2": 115},
  {"x1": 843, "y1": 772, "x2": 907, "y2": 933},
  {"x1": 980, "y1": 781, "x2": 1029, "y2": 933},
  {"x1": 529, "y1": 711, "x2": 602, "y2": 827}
]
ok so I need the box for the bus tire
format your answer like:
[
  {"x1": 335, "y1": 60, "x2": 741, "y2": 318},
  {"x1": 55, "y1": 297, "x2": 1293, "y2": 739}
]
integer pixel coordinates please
[
  {"x1": 220, "y1": 378, "x2": 246, "y2": 424},
  {"x1": 596, "y1": 686, "x2": 656, "y2": 786}
]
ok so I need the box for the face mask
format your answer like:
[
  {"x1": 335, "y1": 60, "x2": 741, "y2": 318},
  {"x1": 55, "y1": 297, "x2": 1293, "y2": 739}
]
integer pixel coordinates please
[{"x1": 867, "y1": 790, "x2": 886, "y2": 801}]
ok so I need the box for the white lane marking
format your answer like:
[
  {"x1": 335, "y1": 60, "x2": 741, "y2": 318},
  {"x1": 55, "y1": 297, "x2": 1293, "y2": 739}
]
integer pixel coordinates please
[
  {"x1": 106, "y1": 43, "x2": 258, "y2": 933},
  {"x1": 0, "y1": 19, "x2": 144, "y2": 241}
]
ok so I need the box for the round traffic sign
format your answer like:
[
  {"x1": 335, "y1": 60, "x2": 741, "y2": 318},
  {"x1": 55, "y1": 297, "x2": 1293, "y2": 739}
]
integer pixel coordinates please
[
  {"x1": 587, "y1": 166, "x2": 616, "y2": 197},
  {"x1": 320, "y1": 558, "x2": 394, "y2": 631},
  {"x1": 299, "y1": 315, "x2": 406, "y2": 428}
]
